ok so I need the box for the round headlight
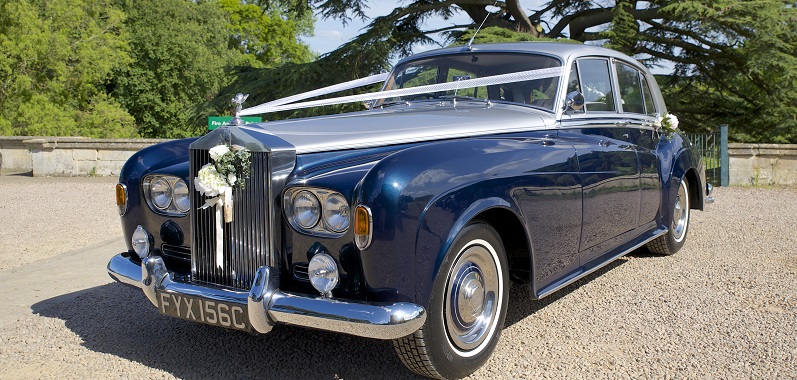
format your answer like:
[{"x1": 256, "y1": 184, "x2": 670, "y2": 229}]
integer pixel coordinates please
[
  {"x1": 172, "y1": 179, "x2": 190, "y2": 213},
  {"x1": 308, "y1": 253, "x2": 339, "y2": 296},
  {"x1": 131, "y1": 225, "x2": 152, "y2": 259},
  {"x1": 150, "y1": 177, "x2": 172, "y2": 210},
  {"x1": 323, "y1": 193, "x2": 350, "y2": 232},
  {"x1": 293, "y1": 191, "x2": 320, "y2": 229}
]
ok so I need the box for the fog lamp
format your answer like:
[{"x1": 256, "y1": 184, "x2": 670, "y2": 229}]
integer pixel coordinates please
[
  {"x1": 131, "y1": 225, "x2": 152, "y2": 259},
  {"x1": 308, "y1": 253, "x2": 339, "y2": 298}
]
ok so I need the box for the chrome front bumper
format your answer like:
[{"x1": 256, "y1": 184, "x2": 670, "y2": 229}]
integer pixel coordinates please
[
  {"x1": 705, "y1": 183, "x2": 715, "y2": 204},
  {"x1": 107, "y1": 254, "x2": 426, "y2": 339}
]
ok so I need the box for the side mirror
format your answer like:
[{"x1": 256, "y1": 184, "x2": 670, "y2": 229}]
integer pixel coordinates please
[{"x1": 564, "y1": 91, "x2": 585, "y2": 112}]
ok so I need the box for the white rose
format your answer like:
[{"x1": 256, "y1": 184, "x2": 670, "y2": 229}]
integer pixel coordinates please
[
  {"x1": 209, "y1": 145, "x2": 230, "y2": 161},
  {"x1": 665, "y1": 113, "x2": 679, "y2": 129},
  {"x1": 195, "y1": 164, "x2": 229, "y2": 196}
]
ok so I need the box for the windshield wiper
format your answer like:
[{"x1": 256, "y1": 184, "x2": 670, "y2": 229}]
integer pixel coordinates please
[
  {"x1": 438, "y1": 95, "x2": 493, "y2": 107},
  {"x1": 375, "y1": 100, "x2": 412, "y2": 109}
]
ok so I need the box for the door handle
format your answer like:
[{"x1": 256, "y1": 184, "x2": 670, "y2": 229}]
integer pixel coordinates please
[{"x1": 599, "y1": 140, "x2": 612, "y2": 147}]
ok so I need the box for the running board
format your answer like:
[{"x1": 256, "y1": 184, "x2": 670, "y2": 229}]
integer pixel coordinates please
[{"x1": 535, "y1": 227, "x2": 668, "y2": 299}]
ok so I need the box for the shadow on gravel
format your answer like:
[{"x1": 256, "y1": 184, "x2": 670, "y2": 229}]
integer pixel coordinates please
[
  {"x1": 32, "y1": 284, "x2": 424, "y2": 380},
  {"x1": 33, "y1": 259, "x2": 626, "y2": 379},
  {"x1": 504, "y1": 259, "x2": 626, "y2": 328},
  {"x1": 626, "y1": 246, "x2": 664, "y2": 259}
]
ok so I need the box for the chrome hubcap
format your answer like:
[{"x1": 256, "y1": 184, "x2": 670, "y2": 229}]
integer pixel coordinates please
[
  {"x1": 445, "y1": 242, "x2": 500, "y2": 353},
  {"x1": 457, "y1": 272, "x2": 485, "y2": 324},
  {"x1": 672, "y1": 180, "x2": 689, "y2": 242}
]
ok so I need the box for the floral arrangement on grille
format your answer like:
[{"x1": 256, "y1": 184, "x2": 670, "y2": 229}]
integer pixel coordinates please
[
  {"x1": 194, "y1": 143, "x2": 251, "y2": 268},
  {"x1": 195, "y1": 143, "x2": 251, "y2": 223}
]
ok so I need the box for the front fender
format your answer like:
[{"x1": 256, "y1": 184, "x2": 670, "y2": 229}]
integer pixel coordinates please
[
  {"x1": 355, "y1": 132, "x2": 573, "y2": 307},
  {"x1": 119, "y1": 138, "x2": 197, "y2": 251}
]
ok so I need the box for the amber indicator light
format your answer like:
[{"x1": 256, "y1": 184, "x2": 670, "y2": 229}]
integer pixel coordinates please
[
  {"x1": 354, "y1": 206, "x2": 370, "y2": 235},
  {"x1": 115, "y1": 184, "x2": 126, "y2": 206}
]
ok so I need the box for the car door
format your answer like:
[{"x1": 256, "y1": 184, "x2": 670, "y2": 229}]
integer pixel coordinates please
[
  {"x1": 558, "y1": 58, "x2": 642, "y2": 264},
  {"x1": 612, "y1": 60, "x2": 663, "y2": 227}
]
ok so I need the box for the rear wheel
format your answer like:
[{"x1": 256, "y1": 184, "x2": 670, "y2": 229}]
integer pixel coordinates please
[
  {"x1": 393, "y1": 223, "x2": 509, "y2": 379},
  {"x1": 647, "y1": 176, "x2": 690, "y2": 255}
]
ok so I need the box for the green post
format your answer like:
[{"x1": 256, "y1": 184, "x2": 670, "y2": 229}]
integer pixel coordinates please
[{"x1": 720, "y1": 124, "x2": 729, "y2": 186}]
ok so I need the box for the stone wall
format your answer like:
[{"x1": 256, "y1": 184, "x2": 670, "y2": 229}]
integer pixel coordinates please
[
  {"x1": 728, "y1": 143, "x2": 797, "y2": 186},
  {"x1": 0, "y1": 137, "x2": 169, "y2": 176},
  {"x1": 3, "y1": 137, "x2": 797, "y2": 184}
]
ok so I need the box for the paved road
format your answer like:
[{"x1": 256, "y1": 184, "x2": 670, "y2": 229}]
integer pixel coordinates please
[{"x1": 0, "y1": 175, "x2": 795, "y2": 379}]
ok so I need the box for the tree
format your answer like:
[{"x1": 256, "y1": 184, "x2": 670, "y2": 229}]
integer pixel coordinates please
[
  {"x1": 0, "y1": 0, "x2": 137, "y2": 138},
  {"x1": 112, "y1": 0, "x2": 317, "y2": 138},
  {"x1": 219, "y1": 0, "x2": 315, "y2": 68},
  {"x1": 216, "y1": 0, "x2": 797, "y2": 143},
  {"x1": 653, "y1": 2, "x2": 797, "y2": 143},
  {"x1": 111, "y1": 0, "x2": 238, "y2": 138}
]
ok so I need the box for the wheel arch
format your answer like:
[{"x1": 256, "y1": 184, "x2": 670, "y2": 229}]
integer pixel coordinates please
[
  {"x1": 683, "y1": 168, "x2": 702, "y2": 211},
  {"x1": 415, "y1": 195, "x2": 531, "y2": 309},
  {"x1": 671, "y1": 148, "x2": 705, "y2": 212},
  {"x1": 471, "y1": 208, "x2": 531, "y2": 285}
]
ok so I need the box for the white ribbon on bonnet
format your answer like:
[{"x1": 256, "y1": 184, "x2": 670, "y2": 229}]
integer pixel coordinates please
[{"x1": 238, "y1": 66, "x2": 564, "y2": 116}]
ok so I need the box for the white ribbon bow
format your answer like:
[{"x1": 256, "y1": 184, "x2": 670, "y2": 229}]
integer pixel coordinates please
[{"x1": 199, "y1": 187, "x2": 233, "y2": 268}]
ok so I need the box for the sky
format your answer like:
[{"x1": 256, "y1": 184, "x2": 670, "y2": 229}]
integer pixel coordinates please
[{"x1": 301, "y1": 1, "x2": 548, "y2": 56}]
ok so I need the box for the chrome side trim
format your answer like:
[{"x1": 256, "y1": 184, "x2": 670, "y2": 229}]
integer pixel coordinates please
[
  {"x1": 107, "y1": 254, "x2": 426, "y2": 340},
  {"x1": 536, "y1": 228, "x2": 667, "y2": 299}
]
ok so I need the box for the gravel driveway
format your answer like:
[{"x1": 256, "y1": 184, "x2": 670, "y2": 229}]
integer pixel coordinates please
[{"x1": 0, "y1": 175, "x2": 794, "y2": 379}]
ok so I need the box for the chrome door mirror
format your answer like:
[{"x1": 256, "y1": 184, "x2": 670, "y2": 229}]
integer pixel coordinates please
[{"x1": 564, "y1": 91, "x2": 585, "y2": 112}]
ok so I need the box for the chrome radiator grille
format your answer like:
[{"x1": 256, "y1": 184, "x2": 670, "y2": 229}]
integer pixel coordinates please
[{"x1": 190, "y1": 149, "x2": 271, "y2": 290}]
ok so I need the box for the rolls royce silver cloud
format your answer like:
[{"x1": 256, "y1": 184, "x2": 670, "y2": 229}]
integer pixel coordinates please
[{"x1": 108, "y1": 42, "x2": 713, "y2": 379}]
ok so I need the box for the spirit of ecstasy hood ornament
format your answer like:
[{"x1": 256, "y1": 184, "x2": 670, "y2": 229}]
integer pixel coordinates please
[{"x1": 229, "y1": 93, "x2": 249, "y2": 126}]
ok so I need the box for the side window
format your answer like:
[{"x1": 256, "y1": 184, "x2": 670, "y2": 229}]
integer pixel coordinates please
[
  {"x1": 578, "y1": 59, "x2": 615, "y2": 112},
  {"x1": 566, "y1": 62, "x2": 580, "y2": 93},
  {"x1": 615, "y1": 62, "x2": 645, "y2": 114},
  {"x1": 640, "y1": 75, "x2": 658, "y2": 116}
]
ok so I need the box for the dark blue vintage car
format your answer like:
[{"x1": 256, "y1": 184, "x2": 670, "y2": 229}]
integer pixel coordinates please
[{"x1": 108, "y1": 42, "x2": 712, "y2": 379}]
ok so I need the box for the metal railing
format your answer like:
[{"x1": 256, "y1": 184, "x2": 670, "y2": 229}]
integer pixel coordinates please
[{"x1": 685, "y1": 125, "x2": 728, "y2": 186}]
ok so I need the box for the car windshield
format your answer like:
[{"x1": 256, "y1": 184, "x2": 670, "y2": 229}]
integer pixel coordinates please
[{"x1": 380, "y1": 52, "x2": 562, "y2": 110}]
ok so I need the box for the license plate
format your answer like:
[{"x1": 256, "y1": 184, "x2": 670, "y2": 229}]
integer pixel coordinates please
[{"x1": 156, "y1": 291, "x2": 252, "y2": 332}]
